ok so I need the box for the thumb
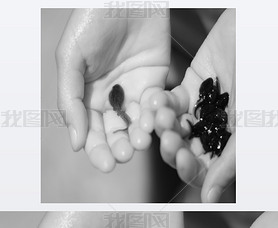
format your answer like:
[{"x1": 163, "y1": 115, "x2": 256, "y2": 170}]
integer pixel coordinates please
[
  {"x1": 201, "y1": 133, "x2": 235, "y2": 203},
  {"x1": 56, "y1": 40, "x2": 88, "y2": 152}
]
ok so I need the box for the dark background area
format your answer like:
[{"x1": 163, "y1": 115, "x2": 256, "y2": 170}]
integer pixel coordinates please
[{"x1": 184, "y1": 212, "x2": 262, "y2": 228}]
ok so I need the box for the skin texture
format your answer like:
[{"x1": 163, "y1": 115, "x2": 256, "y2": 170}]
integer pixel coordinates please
[
  {"x1": 38, "y1": 212, "x2": 184, "y2": 228},
  {"x1": 56, "y1": 9, "x2": 170, "y2": 172},
  {"x1": 139, "y1": 9, "x2": 236, "y2": 203}
]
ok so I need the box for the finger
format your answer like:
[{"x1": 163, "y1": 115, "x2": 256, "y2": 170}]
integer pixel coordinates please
[
  {"x1": 127, "y1": 102, "x2": 153, "y2": 152},
  {"x1": 149, "y1": 86, "x2": 190, "y2": 137},
  {"x1": 129, "y1": 87, "x2": 161, "y2": 151},
  {"x1": 56, "y1": 36, "x2": 88, "y2": 152},
  {"x1": 176, "y1": 147, "x2": 207, "y2": 188},
  {"x1": 155, "y1": 106, "x2": 181, "y2": 137},
  {"x1": 130, "y1": 114, "x2": 152, "y2": 151},
  {"x1": 84, "y1": 109, "x2": 116, "y2": 172},
  {"x1": 160, "y1": 130, "x2": 184, "y2": 168},
  {"x1": 190, "y1": 9, "x2": 235, "y2": 91},
  {"x1": 103, "y1": 110, "x2": 134, "y2": 163},
  {"x1": 130, "y1": 124, "x2": 152, "y2": 151},
  {"x1": 127, "y1": 100, "x2": 152, "y2": 151},
  {"x1": 139, "y1": 109, "x2": 155, "y2": 133},
  {"x1": 111, "y1": 101, "x2": 141, "y2": 162},
  {"x1": 201, "y1": 133, "x2": 235, "y2": 203},
  {"x1": 178, "y1": 113, "x2": 194, "y2": 138},
  {"x1": 139, "y1": 87, "x2": 163, "y2": 133},
  {"x1": 150, "y1": 85, "x2": 190, "y2": 116}
]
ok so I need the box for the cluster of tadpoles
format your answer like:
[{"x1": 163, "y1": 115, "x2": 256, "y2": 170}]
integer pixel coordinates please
[{"x1": 187, "y1": 77, "x2": 231, "y2": 158}]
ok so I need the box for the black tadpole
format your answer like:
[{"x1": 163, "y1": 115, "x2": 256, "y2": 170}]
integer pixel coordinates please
[{"x1": 109, "y1": 84, "x2": 131, "y2": 132}]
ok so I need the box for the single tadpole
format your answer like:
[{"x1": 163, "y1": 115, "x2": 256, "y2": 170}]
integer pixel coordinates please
[{"x1": 109, "y1": 84, "x2": 131, "y2": 132}]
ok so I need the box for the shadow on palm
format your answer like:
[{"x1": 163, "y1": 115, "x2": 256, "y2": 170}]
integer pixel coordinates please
[{"x1": 81, "y1": 9, "x2": 170, "y2": 112}]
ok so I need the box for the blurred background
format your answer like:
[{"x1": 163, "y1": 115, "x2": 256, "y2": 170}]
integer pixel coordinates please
[{"x1": 41, "y1": 8, "x2": 235, "y2": 203}]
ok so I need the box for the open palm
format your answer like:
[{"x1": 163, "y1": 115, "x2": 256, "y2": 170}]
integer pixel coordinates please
[
  {"x1": 142, "y1": 9, "x2": 235, "y2": 202},
  {"x1": 56, "y1": 9, "x2": 170, "y2": 172},
  {"x1": 176, "y1": 8, "x2": 235, "y2": 169}
]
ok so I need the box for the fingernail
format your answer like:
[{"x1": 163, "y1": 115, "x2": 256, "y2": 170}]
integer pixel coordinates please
[
  {"x1": 68, "y1": 125, "x2": 77, "y2": 150},
  {"x1": 207, "y1": 186, "x2": 222, "y2": 203}
]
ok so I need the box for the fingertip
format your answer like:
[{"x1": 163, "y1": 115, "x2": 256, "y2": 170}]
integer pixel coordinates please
[
  {"x1": 176, "y1": 147, "x2": 205, "y2": 188},
  {"x1": 87, "y1": 144, "x2": 116, "y2": 173},
  {"x1": 201, "y1": 186, "x2": 222, "y2": 203},
  {"x1": 179, "y1": 113, "x2": 193, "y2": 138},
  {"x1": 155, "y1": 106, "x2": 176, "y2": 136},
  {"x1": 160, "y1": 130, "x2": 183, "y2": 168},
  {"x1": 57, "y1": 60, "x2": 88, "y2": 151},
  {"x1": 68, "y1": 125, "x2": 78, "y2": 151},
  {"x1": 161, "y1": 130, "x2": 183, "y2": 152},
  {"x1": 139, "y1": 109, "x2": 154, "y2": 133},
  {"x1": 63, "y1": 101, "x2": 88, "y2": 152},
  {"x1": 68, "y1": 125, "x2": 87, "y2": 151},
  {"x1": 201, "y1": 134, "x2": 235, "y2": 203},
  {"x1": 176, "y1": 148, "x2": 196, "y2": 183},
  {"x1": 150, "y1": 91, "x2": 168, "y2": 110},
  {"x1": 171, "y1": 85, "x2": 190, "y2": 115},
  {"x1": 111, "y1": 138, "x2": 134, "y2": 163},
  {"x1": 130, "y1": 128, "x2": 152, "y2": 151},
  {"x1": 67, "y1": 133, "x2": 84, "y2": 152},
  {"x1": 140, "y1": 87, "x2": 163, "y2": 109},
  {"x1": 101, "y1": 160, "x2": 116, "y2": 173}
]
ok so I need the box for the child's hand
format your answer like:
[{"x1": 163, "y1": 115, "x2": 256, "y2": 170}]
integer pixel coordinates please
[
  {"x1": 139, "y1": 9, "x2": 235, "y2": 202},
  {"x1": 56, "y1": 9, "x2": 170, "y2": 172}
]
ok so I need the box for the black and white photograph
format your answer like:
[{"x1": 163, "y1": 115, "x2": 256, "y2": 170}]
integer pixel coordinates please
[
  {"x1": 1, "y1": 211, "x2": 277, "y2": 228},
  {"x1": 3, "y1": 0, "x2": 278, "y2": 227},
  {"x1": 41, "y1": 8, "x2": 235, "y2": 203}
]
